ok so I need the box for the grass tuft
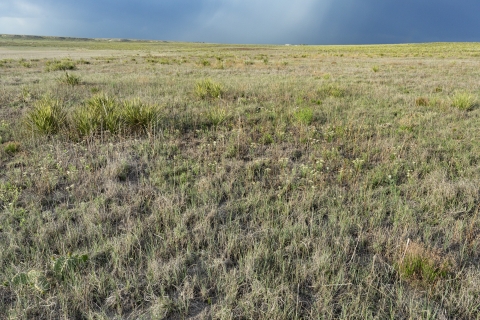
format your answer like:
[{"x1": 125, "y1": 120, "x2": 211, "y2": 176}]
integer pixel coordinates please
[
  {"x1": 121, "y1": 99, "x2": 161, "y2": 134},
  {"x1": 3, "y1": 141, "x2": 20, "y2": 155},
  {"x1": 451, "y1": 91, "x2": 476, "y2": 110},
  {"x1": 194, "y1": 78, "x2": 224, "y2": 99},
  {"x1": 58, "y1": 72, "x2": 81, "y2": 86},
  {"x1": 24, "y1": 96, "x2": 66, "y2": 135}
]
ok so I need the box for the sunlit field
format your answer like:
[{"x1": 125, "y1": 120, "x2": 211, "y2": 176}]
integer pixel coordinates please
[{"x1": 1, "y1": 35, "x2": 480, "y2": 319}]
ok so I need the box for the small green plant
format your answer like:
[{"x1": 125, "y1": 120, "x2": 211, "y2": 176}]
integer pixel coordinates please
[
  {"x1": 20, "y1": 60, "x2": 32, "y2": 68},
  {"x1": 372, "y1": 65, "x2": 380, "y2": 72},
  {"x1": 58, "y1": 72, "x2": 81, "y2": 86},
  {"x1": 194, "y1": 79, "x2": 224, "y2": 99},
  {"x1": 206, "y1": 106, "x2": 228, "y2": 127},
  {"x1": 294, "y1": 107, "x2": 314, "y2": 125},
  {"x1": 451, "y1": 91, "x2": 476, "y2": 110},
  {"x1": 24, "y1": 96, "x2": 66, "y2": 135},
  {"x1": 11, "y1": 270, "x2": 50, "y2": 293},
  {"x1": 21, "y1": 86, "x2": 32, "y2": 102},
  {"x1": 53, "y1": 253, "x2": 89, "y2": 280},
  {"x1": 200, "y1": 59, "x2": 211, "y2": 67},
  {"x1": 4, "y1": 141, "x2": 20, "y2": 154},
  {"x1": 397, "y1": 241, "x2": 453, "y2": 286}
]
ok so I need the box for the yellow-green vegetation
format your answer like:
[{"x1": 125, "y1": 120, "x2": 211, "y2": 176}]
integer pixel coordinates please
[{"x1": 1, "y1": 36, "x2": 480, "y2": 319}]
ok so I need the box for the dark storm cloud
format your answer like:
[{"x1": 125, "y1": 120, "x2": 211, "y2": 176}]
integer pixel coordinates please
[
  {"x1": 312, "y1": 0, "x2": 480, "y2": 44},
  {"x1": 1, "y1": 0, "x2": 479, "y2": 44}
]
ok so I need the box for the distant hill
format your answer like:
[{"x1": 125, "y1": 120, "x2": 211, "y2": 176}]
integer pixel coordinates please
[{"x1": 0, "y1": 34, "x2": 168, "y2": 43}]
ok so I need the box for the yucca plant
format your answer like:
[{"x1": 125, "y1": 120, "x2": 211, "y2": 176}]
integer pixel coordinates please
[
  {"x1": 121, "y1": 99, "x2": 160, "y2": 134},
  {"x1": 72, "y1": 95, "x2": 121, "y2": 137},
  {"x1": 24, "y1": 96, "x2": 66, "y2": 135},
  {"x1": 194, "y1": 78, "x2": 224, "y2": 99}
]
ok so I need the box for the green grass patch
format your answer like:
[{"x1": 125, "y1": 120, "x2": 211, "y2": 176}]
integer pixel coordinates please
[{"x1": 194, "y1": 78, "x2": 224, "y2": 99}]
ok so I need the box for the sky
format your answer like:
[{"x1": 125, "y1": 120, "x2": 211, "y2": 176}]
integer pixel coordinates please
[{"x1": 1, "y1": 0, "x2": 479, "y2": 44}]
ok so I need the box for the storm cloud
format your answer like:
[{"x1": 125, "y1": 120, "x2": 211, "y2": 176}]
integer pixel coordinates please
[{"x1": 1, "y1": 0, "x2": 479, "y2": 44}]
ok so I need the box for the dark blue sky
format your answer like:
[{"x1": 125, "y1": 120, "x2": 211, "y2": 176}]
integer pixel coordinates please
[{"x1": 1, "y1": 0, "x2": 479, "y2": 44}]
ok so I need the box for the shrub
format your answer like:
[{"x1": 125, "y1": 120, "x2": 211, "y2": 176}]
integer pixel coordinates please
[
  {"x1": 452, "y1": 91, "x2": 476, "y2": 110},
  {"x1": 24, "y1": 96, "x2": 66, "y2": 135},
  {"x1": 195, "y1": 79, "x2": 224, "y2": 99}
]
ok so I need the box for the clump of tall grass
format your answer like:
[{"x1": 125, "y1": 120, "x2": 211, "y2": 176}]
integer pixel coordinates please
[
  {"x1": 451, "y1": 91, "x2": 476, "y2": 110},
  {"x1": 121, "y1": 99, "x2": 161, "y2": 134},
  {"x1": 396, "y1": 241, "x2": 454, "y2": 287},
  {"x1": 45, "y1": 59, "x2": 76, "y2": 71},
  {"x1": 415, "y1": 97, "x2": 429, "y2": 107},
  {"x1": 69, "y1": 95, "x2": 161, "y2": 138},
  {"x1": 57, "y1": 72, "x2": 81, "y2": 86},
  {"x1": 72, "y1": 95, "x2": 121, "y2": 137},
  {"x1": 4, "y1": 141, "x2": 20, "y2": 155},
  {"x1": 317, "y1": 83, "x2": 346, "y2": 98},
  {"x1": 24, "y1": 96, "x2": 66, "y2": 135},
  {"x1": 194, "y1": 78, "x2": 224, "y2": 99}
]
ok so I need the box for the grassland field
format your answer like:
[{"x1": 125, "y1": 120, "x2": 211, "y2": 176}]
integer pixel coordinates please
[{"x1": 0, "y1": 35, "x2": 480, "y2": 319}]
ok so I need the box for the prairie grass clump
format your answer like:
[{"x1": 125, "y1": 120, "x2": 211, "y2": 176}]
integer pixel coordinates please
[
  {"x1": 294, "y1": 107, "x2": 314, "y2": 125},
  {"x1": 415, "y1": 97, "x2": 429, "y2": 106},
  {"x1": 194, "y1": 78, "x2": 224, "y2": 99},
  {"x1": 3, "y1": 141, "x2": 20, "y2": 155},
  {"x1": 45, "y1": 59, "x2": 77, "y2": 71},
  {"x1": 205, "y1": 106, "x2": 229, "y2": 127},
  {"x1": 71, "y1": 96, "x2": 161, "y2": 138},
  {"x1": 451, "y1": 91, "x2": 476, "y2": 110},
  {"x1": 121, "y1": 99, "x2": 161, "y2": 134},
  {"x1": 317, "y1": 83, "x2": 346, "y2": 98},
  {"x1": 24, "y1": 96, "x2": 66, "y2": 135},
  {"x1": 396, "y1": 241, "x2": 453, "y2": 286},
  {"x1": 0, "y1": 120, "x2": 11, "y2": 144},
  {"x1": 58, "y1": 72, "x2": 81, "y2": 86},
  {"x1": 72, "y1": 95, "x2": 121, "y2": 137}
]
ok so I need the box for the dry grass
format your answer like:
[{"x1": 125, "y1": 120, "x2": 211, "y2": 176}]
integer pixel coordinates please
[{"x1": 0, "y1": 37, "x2": 480, "y2": 319}]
